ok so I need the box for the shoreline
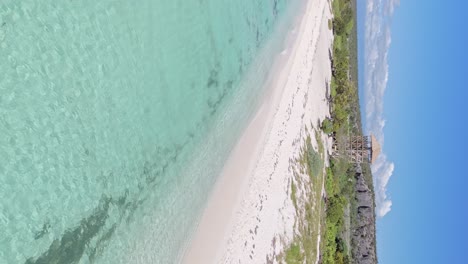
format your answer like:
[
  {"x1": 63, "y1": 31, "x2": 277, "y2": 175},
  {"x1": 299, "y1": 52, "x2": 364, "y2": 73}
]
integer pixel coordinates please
[{"x1": 181, "y1": 0, "x2": 333, "y2": 262}]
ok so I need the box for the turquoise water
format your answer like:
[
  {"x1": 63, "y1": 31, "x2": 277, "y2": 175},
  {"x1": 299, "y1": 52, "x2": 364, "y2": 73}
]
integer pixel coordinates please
[{"x1": 0, "y1": 0, "x2": 301, "y2": 263}]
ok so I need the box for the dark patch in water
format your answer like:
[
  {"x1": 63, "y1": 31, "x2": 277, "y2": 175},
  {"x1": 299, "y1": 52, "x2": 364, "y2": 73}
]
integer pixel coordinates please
[
  {"x1": 206, "y1": 69, "x2": 219, "y2": 88},
  {"x1": 34, "y1": 221, "x2": 51, "y2": 240},
  {"x1": 88, "y1": 224, "x2": 117, "y2": 262},
  {"x1": 143, "y1": 157, "x2": 172, "y2": 186},
  {"x1": 273, "y1": 0, "x2": 279, "y2": 17},
  {"x1": 26, "y1": 138, "x2": 194, "y2": 263},
  {"x1": 206, "y1": 80, "x2": 234, "y2": 116},
  {"x1": 123, "y1": 198, "x2": 145, "y2": 224},
  {"x1": 256, "y1": 28, "x2": 262, "y2": 48},
  {"x1": 25, "y1": 189, "x2": 145, "y2": 264},
  {"x1": 26, "y1": 197, "x2": 112, "y2": 264},
  {"x1": 188, "y1": 131, "x2": 195, "y2": 139},
  {"x1": 237, "y1": 54, "x2": 244, "y2": 74},
  {"x1": 225, "y1": 80, "x2": 233, "y2": 90}
]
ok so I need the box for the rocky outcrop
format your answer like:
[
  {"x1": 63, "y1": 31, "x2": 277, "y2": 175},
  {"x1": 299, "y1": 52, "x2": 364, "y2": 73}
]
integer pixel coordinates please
[{"x1": 352, "y1": 165, "x2": 377, "y2": 264}]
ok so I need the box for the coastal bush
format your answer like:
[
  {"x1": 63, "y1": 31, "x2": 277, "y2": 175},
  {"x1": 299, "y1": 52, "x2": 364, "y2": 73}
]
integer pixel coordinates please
[
  {"x1": 322, "y1": 159, "x2": 349, "y2": 264},
  {"x1": 285, "y1": 244, "x2": 303, "y2": 264},
  {"x1": 325, "y1": 168, "x2": 336, "y2": 195},
  {"x1": 322, "y1": 0, "x2": 361, "y2": 262},
  {"x1": 326, "y1": 195, "x2": 345, "y2": 225},
  {"x1": 333, "y1": 17, "x2": 346, "y2": 36},
  {"x1": 321, "y1": 119, "x2": 333, "y2": 135}
]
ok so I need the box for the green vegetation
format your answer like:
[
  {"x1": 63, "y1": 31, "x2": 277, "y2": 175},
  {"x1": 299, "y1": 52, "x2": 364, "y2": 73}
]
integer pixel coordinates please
[
  {"x1": 291, "y1": 180, "x2": 298, "y2": 210},
  {"x1": 320, "y1": 0, "x2": 372, "y2": 263},
  {"x1": 285, "y1": 0, "x2": 377, "y2": 263},
  {"x1": 283, "y1": 131, "x2": 325, "y2": 264},
  {"x1": 322, "y1": 160, "x2": 353, "y2": 264},
  {"x1": 306, "y1": 138, "x2": 323, "y2": 178},
  {"x1": 329, "y1": 0, "x2": 361, "y2": 135},
  {"x1": 285, "y1": 244, "x2": 303, "y2": 264},
  {"x1": 321, "y1": 118, "x2": 334, "y2": 135}
]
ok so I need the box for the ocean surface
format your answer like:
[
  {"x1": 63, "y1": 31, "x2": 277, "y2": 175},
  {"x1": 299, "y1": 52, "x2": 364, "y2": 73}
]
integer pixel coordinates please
[{"x1": 0, "y1": 0, "x2": 302, "y2": 263}]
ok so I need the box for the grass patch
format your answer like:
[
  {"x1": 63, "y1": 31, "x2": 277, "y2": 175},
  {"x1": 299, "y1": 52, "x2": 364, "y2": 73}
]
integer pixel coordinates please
[
  {"x1": 331, "y1": 78, "x2": 337, "y2": 98},
  {"x1": 285, "y1": 244, "x2": 303, "y2": 264},
  {"x1": 334, "y1": 35, "x2": 343, "y2": 51},
  {"x1": 315, "y1": 129, "x2": 325, "y2": 157},
  {"x1": 283, "y1": 130, "x2": 325, "y2": 264},
  {"x1": 291, "y1": 180, "x2": 298, "y2": 210},
  {"x1": 332, "y1": 0, "x2": 341, "y2": 15},
  {"x1": 345, "y1": 18, "x2": 354, "y2": 35},
  {"x1": 298, "y1": 134, "x2": 323, "y2": 180}
]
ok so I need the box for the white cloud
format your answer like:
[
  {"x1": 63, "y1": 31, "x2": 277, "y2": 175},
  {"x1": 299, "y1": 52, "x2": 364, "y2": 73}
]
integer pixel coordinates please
[
  {"x1": 365, "y1": 0, "x2": 397, "y2": 218},
  {"x1": 372, "y1": 154, "x2": 394, "y2": 217},
  {"x1": 385, "y1": 0, "x2": 400, "y2": 16}
]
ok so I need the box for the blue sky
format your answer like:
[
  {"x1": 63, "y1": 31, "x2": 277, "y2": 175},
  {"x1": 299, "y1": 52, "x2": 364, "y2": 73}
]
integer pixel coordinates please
[{"x1": 359, "y1": 0, "x2": 468, "y2": 263}]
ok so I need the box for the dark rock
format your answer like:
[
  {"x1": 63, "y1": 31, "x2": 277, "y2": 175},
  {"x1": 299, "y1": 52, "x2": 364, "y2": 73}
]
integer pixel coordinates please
[{"x1": 352, "y1": 167, "x2": 377, "y2": 264}]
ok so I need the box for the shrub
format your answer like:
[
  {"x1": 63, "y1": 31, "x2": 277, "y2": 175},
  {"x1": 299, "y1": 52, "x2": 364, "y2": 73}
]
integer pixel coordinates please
[{"x1": 321, "y1": 118, "x2": 334, "y2": 134}]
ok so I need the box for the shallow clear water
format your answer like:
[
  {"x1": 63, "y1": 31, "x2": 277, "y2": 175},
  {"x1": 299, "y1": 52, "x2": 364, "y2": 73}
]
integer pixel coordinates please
[{"x1": 0, "y1": 0, "x2": 301, "y2": 263}]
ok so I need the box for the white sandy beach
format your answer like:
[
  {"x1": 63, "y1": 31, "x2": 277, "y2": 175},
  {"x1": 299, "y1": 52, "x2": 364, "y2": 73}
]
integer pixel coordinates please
[{"x1": 182, "y1": 0, "x2": 334, "y2": 263}]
